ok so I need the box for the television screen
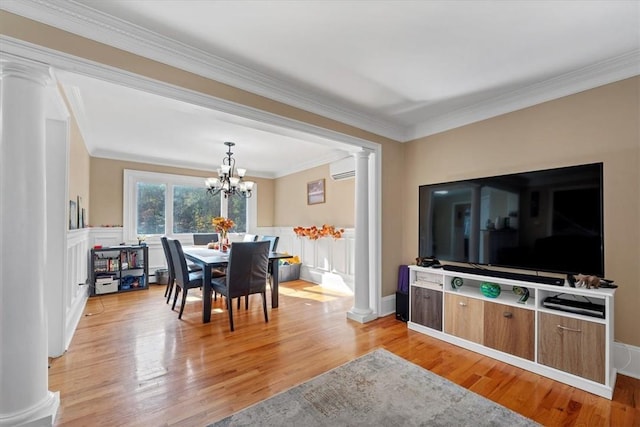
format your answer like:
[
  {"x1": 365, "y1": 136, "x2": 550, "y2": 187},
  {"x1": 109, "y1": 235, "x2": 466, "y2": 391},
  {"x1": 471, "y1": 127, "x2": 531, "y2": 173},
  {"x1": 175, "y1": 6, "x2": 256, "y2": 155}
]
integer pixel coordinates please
[{"x1": 418, "y1": 163, "x2": 604, "y2": 277}]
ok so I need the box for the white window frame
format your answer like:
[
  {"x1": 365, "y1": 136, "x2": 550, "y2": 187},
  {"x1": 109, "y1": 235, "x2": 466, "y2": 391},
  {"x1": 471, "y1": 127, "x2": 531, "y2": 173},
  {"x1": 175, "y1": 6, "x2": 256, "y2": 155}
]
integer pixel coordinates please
[{"x1": 123, "y1": 169, "x2": 256, "y2": 243}]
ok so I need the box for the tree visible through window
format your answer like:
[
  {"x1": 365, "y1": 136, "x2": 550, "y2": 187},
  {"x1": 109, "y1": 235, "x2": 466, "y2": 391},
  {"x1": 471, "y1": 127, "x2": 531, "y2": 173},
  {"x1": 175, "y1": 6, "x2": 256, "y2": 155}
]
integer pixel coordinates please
[
  {"x1": 228, "y1": 194, "x2": 247, "y2": 232},
  {"x1": 173, "y1": 185, "x2": 221, "y2": 233},
  {"x1": 127, "y1": 170, "x2": 251, "y2": 238},
  {"x1": 137, "y1": 182, "x2": 166, "y2": 235}
]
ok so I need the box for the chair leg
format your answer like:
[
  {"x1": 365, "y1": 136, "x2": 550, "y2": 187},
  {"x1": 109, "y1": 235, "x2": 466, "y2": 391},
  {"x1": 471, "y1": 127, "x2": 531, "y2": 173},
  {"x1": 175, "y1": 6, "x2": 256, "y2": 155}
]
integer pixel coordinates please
[
  {"x1": 245, "y1": 294, "x2": 249, "y2": 310},
  {"x1": 164, "y1": 278, "x2": 170, "y2": 297},
  {"x1": 262, "y1": 291, "x2": 269, "y2": 323},
  {"x1": 227, "y1": 294, "x2": 234, "y2": 331},
  {"x1": 178, "y1": 288, "x2": 188, "y2": 319},
  {"x1": 172, "y1": 286, "x2": 180, "y2": 311},
  {"x1": 165, "y1": 278, "x2": 175, "y2": 304}
]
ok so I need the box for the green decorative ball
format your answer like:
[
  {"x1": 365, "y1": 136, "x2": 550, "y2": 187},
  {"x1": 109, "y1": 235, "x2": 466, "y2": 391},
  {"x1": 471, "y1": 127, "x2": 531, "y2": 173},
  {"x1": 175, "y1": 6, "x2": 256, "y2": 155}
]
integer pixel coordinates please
[{"x1": 480, "y1": 282, "x2": 501, "y2": 298}]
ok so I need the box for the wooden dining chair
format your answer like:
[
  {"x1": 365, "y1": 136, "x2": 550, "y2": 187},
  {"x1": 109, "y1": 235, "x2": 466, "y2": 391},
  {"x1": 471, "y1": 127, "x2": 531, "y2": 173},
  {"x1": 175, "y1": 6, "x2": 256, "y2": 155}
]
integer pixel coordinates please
[
  {"x1": 167, "y1": 237, "x2": 205, "y2": 319},
  {"x1": 211, "y1": 241, "x2": 270, "y2": 331}
]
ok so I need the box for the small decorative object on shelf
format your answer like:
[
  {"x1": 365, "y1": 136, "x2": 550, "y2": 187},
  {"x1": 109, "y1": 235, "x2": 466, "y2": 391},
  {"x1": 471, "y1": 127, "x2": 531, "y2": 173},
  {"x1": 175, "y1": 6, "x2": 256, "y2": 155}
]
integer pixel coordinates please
[
  {"x1": 480, "y1": 282, "x2": 501, "y2": 298},
  {"x1": 137, "y1": 235, "x2": 146, "y2": 246},
  {"x1": 512, "y1": 286, "x2": 530, "y2": 303},
  {"x1": 451, "y1": 277, "x2": 464, "y2": 289}
]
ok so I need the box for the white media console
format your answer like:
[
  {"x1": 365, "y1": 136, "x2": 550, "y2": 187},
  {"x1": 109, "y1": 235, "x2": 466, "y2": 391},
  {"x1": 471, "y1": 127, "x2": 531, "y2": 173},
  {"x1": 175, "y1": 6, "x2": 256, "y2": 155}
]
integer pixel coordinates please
[{"x1": 408, "y1": 265, "x2": 617, "y2": 399}]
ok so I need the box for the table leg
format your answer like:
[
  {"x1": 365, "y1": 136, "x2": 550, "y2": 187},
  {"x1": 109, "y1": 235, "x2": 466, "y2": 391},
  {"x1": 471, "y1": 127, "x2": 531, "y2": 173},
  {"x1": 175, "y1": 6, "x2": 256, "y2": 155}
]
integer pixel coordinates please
[
  {"x1": 270, "y1": 258, "x2": 279, "y2": 308},
  {"x1": 202, "y1": 263, "x2": 212, "y2": 323}
]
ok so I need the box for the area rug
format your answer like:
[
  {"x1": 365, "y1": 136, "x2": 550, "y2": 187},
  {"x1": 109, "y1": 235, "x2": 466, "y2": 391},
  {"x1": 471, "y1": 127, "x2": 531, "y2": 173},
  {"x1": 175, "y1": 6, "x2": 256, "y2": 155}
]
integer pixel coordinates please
[{"x1": 209, "y1": 348, "x2": 538, "y2": 426}]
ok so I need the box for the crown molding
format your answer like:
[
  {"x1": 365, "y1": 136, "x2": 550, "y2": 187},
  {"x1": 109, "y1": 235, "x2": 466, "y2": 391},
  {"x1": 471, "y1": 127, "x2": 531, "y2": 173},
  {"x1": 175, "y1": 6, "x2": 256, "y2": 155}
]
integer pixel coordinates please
[
  {"x1": 3, "y1": 1, "x2": 637, "y2": 144},
  {"x1": 89, "y1": 146, "x2": 349, "y2": 179},
  {"x1": 409, "y1": 50, "x2": 640, "y2": 140},
  {"x1": 1, "y1": 0, "x2": 408, "y2": 141},
  {"x1": 1, "y1": 34, "x2": 377, "y2": 178}
]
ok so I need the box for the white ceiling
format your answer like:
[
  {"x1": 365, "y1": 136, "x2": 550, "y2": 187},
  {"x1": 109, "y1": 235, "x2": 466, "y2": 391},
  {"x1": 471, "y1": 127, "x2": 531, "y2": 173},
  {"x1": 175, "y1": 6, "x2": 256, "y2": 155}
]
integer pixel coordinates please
[{"x1": 3, "y1": 0, "x2": 639, "y2": 177}]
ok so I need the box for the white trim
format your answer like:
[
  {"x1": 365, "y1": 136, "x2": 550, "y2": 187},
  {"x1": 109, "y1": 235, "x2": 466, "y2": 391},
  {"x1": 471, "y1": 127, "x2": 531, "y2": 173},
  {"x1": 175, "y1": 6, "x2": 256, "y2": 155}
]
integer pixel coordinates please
[
  {"x1": 1, "y1": 32, "x2": 383, "y2": 324},
  {"x1": 1, "y1": 0, "x2": 407, "y2": 142},
  {"x1": 3, "y1": 1, "x2": 638, "y2": 143},
  {"x1": 614, "y1": 342, "x2": 640, "y2": 380},
  {"x1": 122, "y1": 169, "x2": 253, "y2": 243},
  {"x1": 409, "y1": 50, "x2": 640, "y2": 139},
  {"x1": 0, "y1": 35, "x2": 374, "y2": 177}
]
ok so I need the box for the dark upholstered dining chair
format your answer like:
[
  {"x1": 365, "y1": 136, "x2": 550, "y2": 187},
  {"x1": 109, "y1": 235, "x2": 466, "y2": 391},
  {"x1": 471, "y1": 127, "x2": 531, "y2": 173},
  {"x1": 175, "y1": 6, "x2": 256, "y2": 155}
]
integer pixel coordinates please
[
  {"x1": 160, "y1": 236, "x2": 176, "y2": 304},
  {"x1": 211, "y1": 241, "x2": 270, "y2": 331},
  {"x1": 166, "y1": 237, "x2": 205, "y2": 319},
  {"x1": 260, "y1": 235, "x2": 279, "y2": 252},
  {"x1": 193, "y1": 233, "x2": 219, "y2": 246},
  {"x1": 260, "y1": 235, "x2": 279, "y2": 291},
  {"x1": 243, "y1": 234, "x2": 258, "y2": 242}
]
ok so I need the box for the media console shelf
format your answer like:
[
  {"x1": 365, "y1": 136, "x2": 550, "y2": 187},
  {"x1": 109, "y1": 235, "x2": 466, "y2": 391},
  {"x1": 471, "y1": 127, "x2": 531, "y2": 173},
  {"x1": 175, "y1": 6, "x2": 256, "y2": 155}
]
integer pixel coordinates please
[{"x1": 408, "y1": 265, "x2": 616, "y2": 399}]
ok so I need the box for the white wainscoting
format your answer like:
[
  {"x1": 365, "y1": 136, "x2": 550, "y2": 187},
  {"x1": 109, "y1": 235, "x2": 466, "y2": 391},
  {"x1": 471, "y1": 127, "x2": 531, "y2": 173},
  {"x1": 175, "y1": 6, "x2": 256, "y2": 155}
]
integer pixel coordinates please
[
  {"x1": 256, "y1": 227, "x2": 355, "y2": 293},
  {"x1": 49, "y1": 229, "x2": 90, "y2": 357}
]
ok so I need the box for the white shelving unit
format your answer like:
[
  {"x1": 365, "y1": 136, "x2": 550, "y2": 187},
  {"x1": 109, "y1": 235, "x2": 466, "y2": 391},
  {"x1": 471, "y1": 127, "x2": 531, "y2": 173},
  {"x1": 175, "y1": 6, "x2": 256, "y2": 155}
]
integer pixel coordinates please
[{"x1": 408, "y1": 265, "x2": 616, "y2": 399}]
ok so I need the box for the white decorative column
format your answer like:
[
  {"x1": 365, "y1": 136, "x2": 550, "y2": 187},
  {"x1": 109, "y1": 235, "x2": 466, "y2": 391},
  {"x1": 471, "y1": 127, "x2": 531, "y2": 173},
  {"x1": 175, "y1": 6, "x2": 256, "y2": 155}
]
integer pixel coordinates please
[
  {"x1": 347, "y1": 149, "x2": 377, "y2": 323},
  {"x1": 0, "y1": 58, "x2": 60, "y2": 426}
]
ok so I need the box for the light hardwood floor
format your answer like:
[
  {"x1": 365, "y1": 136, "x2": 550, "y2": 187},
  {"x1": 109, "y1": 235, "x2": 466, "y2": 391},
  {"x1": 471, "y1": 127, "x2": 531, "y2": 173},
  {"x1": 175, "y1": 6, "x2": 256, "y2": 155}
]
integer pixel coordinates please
[{"x1": 49, "y1": 282, "x2": 639, "y2": 426}]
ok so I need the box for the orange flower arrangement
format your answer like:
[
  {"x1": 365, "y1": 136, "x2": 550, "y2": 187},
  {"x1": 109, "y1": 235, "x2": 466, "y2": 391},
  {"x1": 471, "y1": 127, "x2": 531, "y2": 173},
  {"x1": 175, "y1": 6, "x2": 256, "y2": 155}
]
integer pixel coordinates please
[
  {"x1": 212, "y1": 216, "x2": 235, "y2": 232},
  {"x1": 293, "y1": 224, "x2": 345, "y2": 240}
]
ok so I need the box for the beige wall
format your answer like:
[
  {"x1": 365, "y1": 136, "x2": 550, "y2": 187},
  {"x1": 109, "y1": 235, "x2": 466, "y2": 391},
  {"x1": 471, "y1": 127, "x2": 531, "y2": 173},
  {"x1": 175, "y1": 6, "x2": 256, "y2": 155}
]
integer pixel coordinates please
[
  {"x1": 274, "y1": 164, "x2": 354, "y2": 227},
  {"x1": 89, "y1": 157, "x2": 274, "y2": 227},
  {"x1": 404, "y1": 77, "x2": 640, "y2": 345},
  {"x1": 63, "y1": 89, "x2": 91, "y2": 226}
]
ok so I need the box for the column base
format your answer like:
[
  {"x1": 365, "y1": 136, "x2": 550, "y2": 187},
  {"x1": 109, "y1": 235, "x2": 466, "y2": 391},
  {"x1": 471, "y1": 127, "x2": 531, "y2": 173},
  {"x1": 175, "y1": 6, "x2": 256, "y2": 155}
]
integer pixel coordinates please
[
  {"x1": 0, "y1": 391, "x2": 60, "y2": 427},
  {"x1": 346, "y1": 309, "x2": 378, "y2": 323}
]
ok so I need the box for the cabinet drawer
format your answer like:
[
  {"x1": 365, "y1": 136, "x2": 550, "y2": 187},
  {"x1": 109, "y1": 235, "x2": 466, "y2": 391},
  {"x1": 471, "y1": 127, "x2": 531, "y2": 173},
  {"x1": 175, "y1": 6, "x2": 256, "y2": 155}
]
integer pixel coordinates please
[
  {"x1": 538, "y1": 312, "x2": 605, "y2": 384},
  {"x1": 411, "y1": 286, "x2": 443, "y2": 331},
  {"x1": 484, "y1": 301, "x2": 534, "y2": 361},
  {"x1": 444, "y1": 293, "x2": 484, "y2": 344}
]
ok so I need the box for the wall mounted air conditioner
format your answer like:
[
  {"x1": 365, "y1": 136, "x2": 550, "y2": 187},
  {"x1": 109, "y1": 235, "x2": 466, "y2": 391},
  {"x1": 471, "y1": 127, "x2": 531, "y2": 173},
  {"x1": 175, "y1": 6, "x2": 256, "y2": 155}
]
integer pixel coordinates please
[{"x1": 329, "y1": 156, "x2": 355, "y2": 180}]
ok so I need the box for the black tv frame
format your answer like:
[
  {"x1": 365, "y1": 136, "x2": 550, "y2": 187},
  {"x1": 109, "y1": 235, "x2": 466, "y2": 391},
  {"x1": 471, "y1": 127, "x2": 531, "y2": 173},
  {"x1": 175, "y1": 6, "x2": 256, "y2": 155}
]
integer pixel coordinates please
[{"x1": 418, "y1": 162, "x2": 604, "y2": 278}]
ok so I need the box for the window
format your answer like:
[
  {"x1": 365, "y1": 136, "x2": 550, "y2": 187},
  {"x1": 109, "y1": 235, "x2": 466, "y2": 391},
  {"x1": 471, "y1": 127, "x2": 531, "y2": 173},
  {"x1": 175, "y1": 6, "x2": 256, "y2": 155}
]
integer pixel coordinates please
[
  {"x1": 173, "y1": 185, "x2": 220, "y2": 233},
  {"x1": 124, "y1": 170, "x2": 254, "y2": 242},
  {"x1": 136, "y1": 182, "x2": 166, "y2": 235}
]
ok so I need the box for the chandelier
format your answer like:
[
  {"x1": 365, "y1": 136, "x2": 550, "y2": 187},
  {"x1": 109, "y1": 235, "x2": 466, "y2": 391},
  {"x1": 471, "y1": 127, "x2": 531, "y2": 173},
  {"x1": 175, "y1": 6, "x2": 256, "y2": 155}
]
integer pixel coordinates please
[{"x1": 205, "y1": 141, "x2": 255, "y2": 198}]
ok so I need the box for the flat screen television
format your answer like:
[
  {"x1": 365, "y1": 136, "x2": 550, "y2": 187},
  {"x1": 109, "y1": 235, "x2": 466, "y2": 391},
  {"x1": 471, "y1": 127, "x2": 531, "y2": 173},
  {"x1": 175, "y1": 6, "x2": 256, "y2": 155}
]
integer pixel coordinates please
[{"x1": 418, "y1": 163, "x2": 604, "y2": 277}]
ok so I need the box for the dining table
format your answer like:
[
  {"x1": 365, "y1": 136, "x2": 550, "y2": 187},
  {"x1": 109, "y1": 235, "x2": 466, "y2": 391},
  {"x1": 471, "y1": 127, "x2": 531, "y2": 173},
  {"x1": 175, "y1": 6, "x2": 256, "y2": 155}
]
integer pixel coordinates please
[{"x1": 182, "y1": 246, "x2": 292, "y2": 323}]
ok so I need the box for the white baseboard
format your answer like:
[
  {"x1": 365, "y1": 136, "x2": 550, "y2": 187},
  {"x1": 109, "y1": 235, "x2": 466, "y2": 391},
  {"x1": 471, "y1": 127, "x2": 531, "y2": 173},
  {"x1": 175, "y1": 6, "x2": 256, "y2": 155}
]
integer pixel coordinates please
[
  {"x1": 386, "y1": 293, "x2": 640, "y2": 380},
  {"x1": 381, "y1": 293, "x2": 397, "y2": 317},
  {"x1": 614, "y1": 342, "x2": 640, "y2": 380}
]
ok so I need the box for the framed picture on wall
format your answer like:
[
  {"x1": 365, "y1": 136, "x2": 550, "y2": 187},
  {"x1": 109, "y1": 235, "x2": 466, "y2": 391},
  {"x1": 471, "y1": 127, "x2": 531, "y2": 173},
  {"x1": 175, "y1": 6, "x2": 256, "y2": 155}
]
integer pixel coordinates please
[
  {"x1": 69, "y1": 200, "x2": 78, "y2": 230},
  {"x1": 307, "y1": 179, "x2": 325, "y2": 205}
]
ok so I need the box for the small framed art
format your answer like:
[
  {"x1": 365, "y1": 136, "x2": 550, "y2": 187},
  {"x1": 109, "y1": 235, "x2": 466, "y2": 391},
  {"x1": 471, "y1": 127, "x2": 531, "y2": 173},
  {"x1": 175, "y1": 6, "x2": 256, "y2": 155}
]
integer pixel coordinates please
[
  {"x1": 307, "y1": 179, "x2": 325, "y2": 205},
  {"x1": 69, "y1": 200, "x2": 78, "y2": 230}
]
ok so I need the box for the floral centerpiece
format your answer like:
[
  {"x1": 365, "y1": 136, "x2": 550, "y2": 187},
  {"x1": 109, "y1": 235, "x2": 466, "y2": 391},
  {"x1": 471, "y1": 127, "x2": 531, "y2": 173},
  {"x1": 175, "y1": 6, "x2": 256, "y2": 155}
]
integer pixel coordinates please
[
  {"x1": 212, "y1": 217, "x2": 235, "y2": 251},
  {"x1": 293, "y1": 224, "x2": 344, "y2": 240}
]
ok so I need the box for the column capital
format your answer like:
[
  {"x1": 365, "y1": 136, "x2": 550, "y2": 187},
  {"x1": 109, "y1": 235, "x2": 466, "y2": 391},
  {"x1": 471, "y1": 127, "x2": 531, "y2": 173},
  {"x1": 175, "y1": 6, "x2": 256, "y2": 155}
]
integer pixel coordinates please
[
  {"x1": 352, "y1": 148, "x2": 373, "y2": 159},
  {"x1": 1, "y1": 55, "x2": 51, "y2": 86}
]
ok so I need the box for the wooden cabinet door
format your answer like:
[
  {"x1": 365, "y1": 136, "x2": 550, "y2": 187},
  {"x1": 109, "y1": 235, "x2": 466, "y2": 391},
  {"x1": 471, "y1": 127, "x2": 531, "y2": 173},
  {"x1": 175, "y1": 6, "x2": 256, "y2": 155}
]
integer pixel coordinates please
[
  {"x1": 538, "y1": 312, "x2": 605, "y2": 384},
  {"x1": 411, "y1": 286, "x2": 443, "y2": 331},
  {"x1": 444, "y1": 293, "x2": 483, "y2": 344},
  {"x1": 484, "y1": 301, "x2": 534, "y2": 361}
]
